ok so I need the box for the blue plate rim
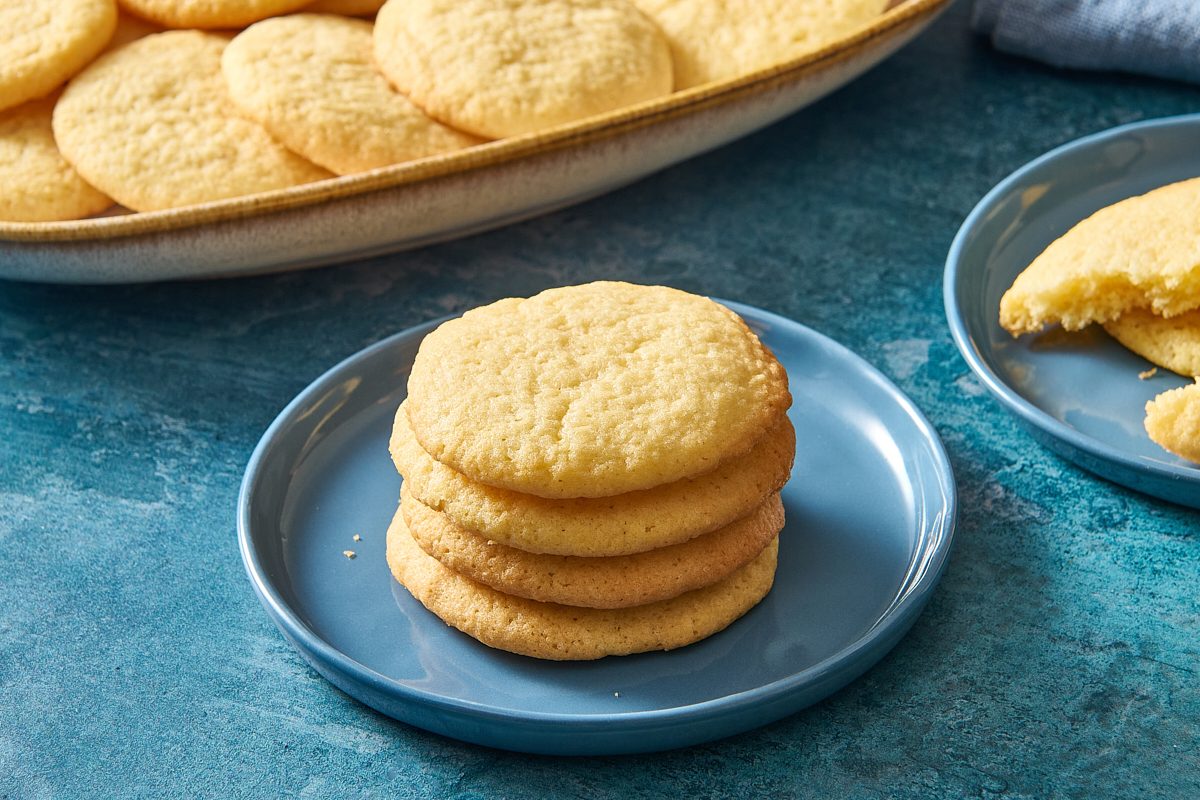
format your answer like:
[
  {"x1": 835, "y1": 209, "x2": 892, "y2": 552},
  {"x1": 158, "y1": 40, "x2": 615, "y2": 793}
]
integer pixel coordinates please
[
  {"x1": 943, "y1": 112, "x2": 1200, "y2": 489},
  {"x1": 237, "y1": 300, "x2": 957, "y2": 731}
]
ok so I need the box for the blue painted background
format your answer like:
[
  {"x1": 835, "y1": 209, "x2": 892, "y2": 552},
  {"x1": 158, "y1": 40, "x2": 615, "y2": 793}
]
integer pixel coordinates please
[{"x1": 1, "y1": 4, "x2": 1197, "y2": 798}]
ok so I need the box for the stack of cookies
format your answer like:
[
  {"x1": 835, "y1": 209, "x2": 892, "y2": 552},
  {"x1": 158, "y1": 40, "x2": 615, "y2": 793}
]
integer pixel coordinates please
[{"x1": 386, "y1": 281, "x2": 794, "y2": 660}]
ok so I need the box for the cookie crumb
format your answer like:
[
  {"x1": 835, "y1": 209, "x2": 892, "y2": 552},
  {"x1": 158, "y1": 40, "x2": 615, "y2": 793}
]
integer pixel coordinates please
[
  {"x1": 352, "y1": 534, "x2": 362, "y2": 542},
  {"x1": 1139, "y1": 367, "x2": 1158, "y2": 380},
  {"x1": 343, "y1": 550, "x2": 357, "y2": 559}
]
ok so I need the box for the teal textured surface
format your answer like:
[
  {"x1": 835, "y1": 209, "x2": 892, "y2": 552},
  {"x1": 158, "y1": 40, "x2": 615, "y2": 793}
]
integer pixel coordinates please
[{"x1": 1, "y1": 4, "x2": 1197, "y2": 798}]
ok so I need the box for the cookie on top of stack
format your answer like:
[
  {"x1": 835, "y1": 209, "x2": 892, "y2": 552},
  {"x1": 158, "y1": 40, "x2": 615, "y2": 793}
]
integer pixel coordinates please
[{"x1": 387, "y1": 281, "x2": 794, "y2": 660}]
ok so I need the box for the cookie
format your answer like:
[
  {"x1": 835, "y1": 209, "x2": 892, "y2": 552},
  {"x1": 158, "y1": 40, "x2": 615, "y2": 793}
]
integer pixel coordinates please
[
  {"x1": 632, "y1": 0, "x2": 889, "y2": 90},
  {"x1": 304, "y1": 0, "x2": 383, "y2": 14},
  {"x1": 405, "y1": 282, "x2": 792, "y2": 499},
  {"x1": 1144, "y1": 381, "x2": 1200, "y2": 463},
  {"x1": 391, "y1": 401, "x2": 794, "y2": 556},
  {"x1": 1000, "y1": 177, "x2": 1200, "y2": 336},
  {"x1": 0, "y1": 97, "x2": 112, "y2": 222},
  {"x1": 116, "y1": 0, "x2": 311, "y2": 28},
  {"x1": 0, "y1": 0, "x2": 117, "y2": 113},
  {"x1": 1104, "y1": 309, "x2": 1200, "y2": 378},
  {"x1": 1, "y1": 14, "x2": 162, "y2": 224},
  {"x1": 386, "y1": 506, "x2": 779, "y2": 660},
  {"x1": 222, "y1": 14, "x2": 481, "y2": 175},
  {"x1": 53, "y1": 31, "x2": 331, "y2": 212},
  {"x1": 402, "y1": 482, "x2": 784, "y2": 608},
  {"x1": 373, "y1": 0, "x2": 673, "y2": 138}
]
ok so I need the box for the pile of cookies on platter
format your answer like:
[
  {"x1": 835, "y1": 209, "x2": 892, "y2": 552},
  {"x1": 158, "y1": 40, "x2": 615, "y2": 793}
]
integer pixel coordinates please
[
  {"x1": 1000, "y1": 176, "x2": 1200, "y2": 462},
  {"x1": 386, "y1": 281, "x2": 794, "y2": 660},
  {"x1": 0, "y1": 0, "x2": 891, "y2": 222}
]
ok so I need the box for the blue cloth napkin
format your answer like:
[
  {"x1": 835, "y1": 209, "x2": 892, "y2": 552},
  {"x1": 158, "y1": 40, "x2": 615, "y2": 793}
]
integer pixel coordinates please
[{"x1": 972, "y1": 0, "x2": 1200, "y2": 84}]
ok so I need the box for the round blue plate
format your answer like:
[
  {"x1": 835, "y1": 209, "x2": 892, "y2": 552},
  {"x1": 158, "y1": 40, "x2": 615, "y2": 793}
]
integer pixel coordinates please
[
  {"x1": 945, "y1": 114, "x2": 1200, "y2": 509},
  {"x1": 238, "y1": 302, "x2": 956, "y2": 755}
]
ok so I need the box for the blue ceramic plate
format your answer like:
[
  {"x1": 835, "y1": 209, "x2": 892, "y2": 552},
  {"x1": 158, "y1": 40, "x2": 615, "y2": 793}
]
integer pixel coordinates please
[
  {"x1": 945, "y1": 114, "x2": 1200, "y2": 509},
  {"x1": 238, "y1": 302, "x2": 956, "y2": 755}
]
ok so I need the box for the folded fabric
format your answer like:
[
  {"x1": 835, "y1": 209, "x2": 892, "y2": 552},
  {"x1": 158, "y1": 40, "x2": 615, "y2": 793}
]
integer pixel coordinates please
[{"x1": 972, "y1": 0, "x2": 1200, "y2": 85}]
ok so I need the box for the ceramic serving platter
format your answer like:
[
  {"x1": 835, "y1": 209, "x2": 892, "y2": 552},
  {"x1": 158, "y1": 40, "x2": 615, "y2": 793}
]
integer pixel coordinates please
[
  {"x1": 238, "y1": 301, "x2": 957, "y2": 755},
  {"x1": 945, "y1": 114, "x2": 1200, "y2": 509},
  {"x1": 0, "y1": 0, "x2": 951, "y2": 284}
]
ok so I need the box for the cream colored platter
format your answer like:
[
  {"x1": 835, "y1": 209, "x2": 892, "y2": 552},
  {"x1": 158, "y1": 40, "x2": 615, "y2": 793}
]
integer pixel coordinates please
[{"x1": 0, "y1": 0, "x2": 951, "y2": 284}]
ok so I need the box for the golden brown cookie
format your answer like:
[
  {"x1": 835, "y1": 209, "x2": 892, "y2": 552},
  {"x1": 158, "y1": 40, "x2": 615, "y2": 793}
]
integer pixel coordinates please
[
  {"x1": 386, "y1": 506, "x2": 779, "y2": 660},
  {"x1": 402, "y1": 483, "x2": 784, "y2": 608},
  {"x1": 632, "y1": 0, "x2": 889, "y2": 90},
  {"x1": 1000, "y1": 177, "x2": 1200, "y2": 336},
  {"x1": 1145, "y1": 381, "x2": 1200, "y2": 463},
  {"x1": 373, "y1": 0, "x2": 673, "y2": 138},
  {"x1": 222, "y1": 14, "x2": 481, "y2": 175},
  {"x1": 391, "y1": 402, "x2": 794, "y2": 556},
  {"x1": 0, "y1": 97, "x2": 112, "y2": 222},
  {"x1": 1104, "y1": 308, "x2": 1200, "y2": 377},
  {"x1": 53, "y1": 31, "x2": 331, "y2": 212},
  {"x1": 405, "y1": 282, "x2": 792, "y2": 499},
  {"x1": 0, "y1": 0, "x2": 117, "y2": 112},
  {"x1": 116, "y1": 0, "x2": 311, "y2": 28}
]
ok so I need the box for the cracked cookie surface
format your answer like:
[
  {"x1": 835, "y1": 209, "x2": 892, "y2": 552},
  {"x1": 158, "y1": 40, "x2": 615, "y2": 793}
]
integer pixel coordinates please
[
  {"x1": 373, "y1": 0, "x2": 672, "y2": 138},
  {"x1": 53, "y1": 31, "x2": 330, "y2": 212},
  {"x1": 0, "y1": 0, "x2": 117, "y2": 112},
  {"x1": 223, "y1": 14, "x2": 481, "y2": 175},
  {"x1": 633, "y1": 0, "x2": 888, "y2": 90},
  {"x1": 405, "y1": 281, "x2": 792, "y2": 499}
]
